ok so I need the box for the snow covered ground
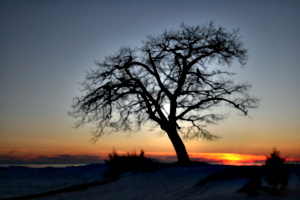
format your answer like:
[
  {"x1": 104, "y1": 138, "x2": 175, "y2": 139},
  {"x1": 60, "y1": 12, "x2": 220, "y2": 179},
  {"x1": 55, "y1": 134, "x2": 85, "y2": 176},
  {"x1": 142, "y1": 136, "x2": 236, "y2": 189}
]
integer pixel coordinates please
[{"x1": 1, "y1": 163, "x2": 299, "y2": 200}]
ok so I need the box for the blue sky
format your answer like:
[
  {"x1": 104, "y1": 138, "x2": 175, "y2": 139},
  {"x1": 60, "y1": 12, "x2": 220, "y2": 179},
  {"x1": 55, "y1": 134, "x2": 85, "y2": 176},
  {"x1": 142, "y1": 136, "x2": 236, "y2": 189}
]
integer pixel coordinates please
[{"x1": 0, "y1": 0, "x2": 299, "y2": 163}]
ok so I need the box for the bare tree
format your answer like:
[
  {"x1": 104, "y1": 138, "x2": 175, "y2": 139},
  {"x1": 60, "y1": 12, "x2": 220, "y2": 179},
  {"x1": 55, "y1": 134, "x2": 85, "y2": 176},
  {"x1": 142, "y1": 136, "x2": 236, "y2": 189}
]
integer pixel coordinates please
[{"x1": 69, "y1": 22, "x2": 260, "y2": 164}]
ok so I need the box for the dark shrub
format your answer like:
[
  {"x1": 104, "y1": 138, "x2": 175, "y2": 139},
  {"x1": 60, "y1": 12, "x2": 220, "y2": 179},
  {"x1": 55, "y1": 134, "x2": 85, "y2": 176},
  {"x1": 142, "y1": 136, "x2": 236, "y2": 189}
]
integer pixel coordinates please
[
  {"x1": 237, "y1": 148, "x2": 290, "y2": 197},
  {"x1": 264, "y1": 147, "x2": 289, "y2": 190},
  {"x1": 104, "y1": 149, "x2": 157, "y2": 178}
]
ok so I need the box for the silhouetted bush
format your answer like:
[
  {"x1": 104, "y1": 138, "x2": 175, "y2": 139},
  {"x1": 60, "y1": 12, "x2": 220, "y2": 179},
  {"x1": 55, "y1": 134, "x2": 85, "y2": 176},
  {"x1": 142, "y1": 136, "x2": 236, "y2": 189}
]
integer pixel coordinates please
[
  {"x1": 104, "y1": 149, "x2": 158, "y2": 178},
  {"x1": 237, "y1": 148, "x2": 290, "y2": 197},
  {"x1": 264, "y1": 147, "x2": 289, "y2": 191}
]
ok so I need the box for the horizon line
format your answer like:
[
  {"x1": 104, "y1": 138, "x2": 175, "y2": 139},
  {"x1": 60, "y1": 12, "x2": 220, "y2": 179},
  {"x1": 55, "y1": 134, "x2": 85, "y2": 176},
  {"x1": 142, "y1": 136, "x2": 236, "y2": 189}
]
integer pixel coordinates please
[{"x1": 1, "y1": 152, "x2": 300, "y2": 166}]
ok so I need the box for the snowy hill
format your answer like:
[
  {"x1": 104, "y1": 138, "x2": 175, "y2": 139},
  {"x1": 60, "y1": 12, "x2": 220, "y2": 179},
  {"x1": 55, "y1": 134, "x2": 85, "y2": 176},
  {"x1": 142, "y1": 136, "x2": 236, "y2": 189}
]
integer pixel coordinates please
[{"x1": 1, "y1": 163, "x2": 299, "y2": 200}]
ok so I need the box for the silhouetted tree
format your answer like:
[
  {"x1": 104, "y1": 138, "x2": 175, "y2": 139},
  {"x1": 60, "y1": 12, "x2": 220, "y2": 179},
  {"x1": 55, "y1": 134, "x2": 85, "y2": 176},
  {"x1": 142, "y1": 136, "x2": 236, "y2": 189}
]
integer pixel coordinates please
[
  {"x1": 69, "y1": 22, "x2": 260, "y2": 164},
  {"x1": 264, "y1": 147, "x2": 289, "y2": 190}
]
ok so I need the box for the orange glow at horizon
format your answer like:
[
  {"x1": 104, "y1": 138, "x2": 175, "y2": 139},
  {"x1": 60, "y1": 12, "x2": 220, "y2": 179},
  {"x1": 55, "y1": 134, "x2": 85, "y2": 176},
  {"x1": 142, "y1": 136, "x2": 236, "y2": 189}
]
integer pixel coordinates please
[
  {"x1": 1, "y1": 148, "x2": 300, "y2": 165},
  {"x1": 189, "y1": 152, "x2": 266, "y2": 165},
  {"x1": 145, "y1": 152, "x2": 268, "y2": 165}
]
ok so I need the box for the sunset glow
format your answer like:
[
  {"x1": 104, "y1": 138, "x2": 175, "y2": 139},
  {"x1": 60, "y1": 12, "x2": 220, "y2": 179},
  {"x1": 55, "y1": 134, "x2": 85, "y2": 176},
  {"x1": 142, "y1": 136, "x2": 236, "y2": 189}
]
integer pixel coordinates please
[
  {"x1": 1, "y1": 149, "x2": 300, "y2": 166},
  {"x1": 189, "y1": 153, "x2": 266, "y2": 165},
  {"x1": 1, "y1": 1, "x2": 299, "y2": 166}
]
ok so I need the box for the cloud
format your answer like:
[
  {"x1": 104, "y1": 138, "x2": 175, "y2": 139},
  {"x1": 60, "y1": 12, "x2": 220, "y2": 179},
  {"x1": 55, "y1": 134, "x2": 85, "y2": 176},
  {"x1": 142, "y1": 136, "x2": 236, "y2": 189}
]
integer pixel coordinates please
[
  {"x1": 35, "y1": 154, "x2": 106, "y2": 164},
  {"x1": 0, "y1": 149, "x2": 28, "y2": 154},
  {"x1": 0, "y1": 154, "x2": 106, "y2": 165}
]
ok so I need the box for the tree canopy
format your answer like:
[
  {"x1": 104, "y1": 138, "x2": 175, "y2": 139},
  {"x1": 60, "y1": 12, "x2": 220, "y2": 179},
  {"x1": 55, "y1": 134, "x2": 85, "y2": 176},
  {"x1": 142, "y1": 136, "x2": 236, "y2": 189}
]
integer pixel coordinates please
[{"x1": 69, "y1": 22, "x2": 260, "y2": 163}]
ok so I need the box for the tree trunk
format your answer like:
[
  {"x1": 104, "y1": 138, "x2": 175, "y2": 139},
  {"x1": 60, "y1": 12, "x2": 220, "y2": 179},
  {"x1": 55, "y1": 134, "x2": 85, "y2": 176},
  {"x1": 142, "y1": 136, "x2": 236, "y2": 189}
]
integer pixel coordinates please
[{"x1": 166, "y1": 126, "x2": 190, "y2": 164}]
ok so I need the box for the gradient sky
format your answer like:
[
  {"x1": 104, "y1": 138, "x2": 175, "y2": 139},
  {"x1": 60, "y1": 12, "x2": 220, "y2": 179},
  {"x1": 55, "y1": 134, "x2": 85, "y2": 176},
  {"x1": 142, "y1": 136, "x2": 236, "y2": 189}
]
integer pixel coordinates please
[{"x1": 1, "y1": 0, "x2": 299, "y2": 164}]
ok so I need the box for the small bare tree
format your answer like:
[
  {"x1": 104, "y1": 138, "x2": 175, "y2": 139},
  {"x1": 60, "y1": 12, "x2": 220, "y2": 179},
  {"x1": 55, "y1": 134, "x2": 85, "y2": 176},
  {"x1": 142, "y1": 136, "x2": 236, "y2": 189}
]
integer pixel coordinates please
[{"x1": 69, "y1": 22, "x2": 260, "y2": 164}]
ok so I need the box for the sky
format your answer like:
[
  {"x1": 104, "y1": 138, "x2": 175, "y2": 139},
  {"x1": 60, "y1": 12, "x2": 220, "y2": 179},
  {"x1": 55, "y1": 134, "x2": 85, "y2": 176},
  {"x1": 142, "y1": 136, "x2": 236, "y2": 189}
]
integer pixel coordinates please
[{"x1": 0, "y1": 0, "x2": 300, "y2": 165}]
